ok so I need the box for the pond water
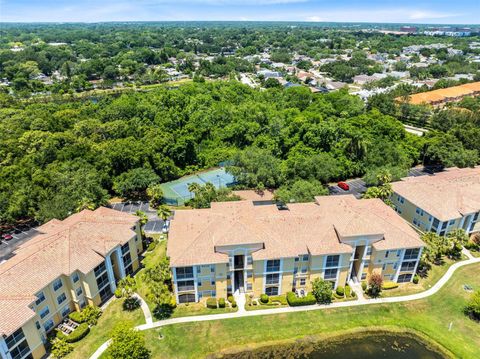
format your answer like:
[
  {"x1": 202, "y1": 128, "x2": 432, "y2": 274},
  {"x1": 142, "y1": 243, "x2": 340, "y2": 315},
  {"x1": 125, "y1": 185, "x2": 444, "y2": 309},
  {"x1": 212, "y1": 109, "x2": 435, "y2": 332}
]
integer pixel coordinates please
[{"x1": 217, "y1": 332, "x2": 447, "y2": 359}]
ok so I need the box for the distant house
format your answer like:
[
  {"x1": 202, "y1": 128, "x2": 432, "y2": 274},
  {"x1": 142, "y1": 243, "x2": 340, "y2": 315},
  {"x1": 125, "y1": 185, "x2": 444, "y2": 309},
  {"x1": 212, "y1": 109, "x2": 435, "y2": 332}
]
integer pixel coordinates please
[{"x1": 257, "y1": 69, "x2": 281, "y2": 79}]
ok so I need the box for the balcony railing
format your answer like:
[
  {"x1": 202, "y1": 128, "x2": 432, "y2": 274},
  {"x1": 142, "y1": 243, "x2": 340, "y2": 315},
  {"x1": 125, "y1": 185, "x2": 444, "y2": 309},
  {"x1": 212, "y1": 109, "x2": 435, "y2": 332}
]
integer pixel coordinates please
[{"x1": 177, "y1": 285, "x2": 195, "y2": 292}]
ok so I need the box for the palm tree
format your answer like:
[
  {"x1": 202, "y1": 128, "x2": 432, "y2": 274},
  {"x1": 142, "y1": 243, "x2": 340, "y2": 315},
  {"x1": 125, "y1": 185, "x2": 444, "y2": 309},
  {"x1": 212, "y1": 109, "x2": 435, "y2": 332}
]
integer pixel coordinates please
[{"x1": 157, "y1": 205, "x2": 172, "y2": 222}]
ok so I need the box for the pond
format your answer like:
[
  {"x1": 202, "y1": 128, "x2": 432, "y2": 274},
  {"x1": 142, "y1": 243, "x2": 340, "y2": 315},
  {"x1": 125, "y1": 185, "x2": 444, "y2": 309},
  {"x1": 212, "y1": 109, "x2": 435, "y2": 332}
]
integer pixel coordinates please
[{"x1": 215, "y1": 332, "x2": 448, "y2": 359}]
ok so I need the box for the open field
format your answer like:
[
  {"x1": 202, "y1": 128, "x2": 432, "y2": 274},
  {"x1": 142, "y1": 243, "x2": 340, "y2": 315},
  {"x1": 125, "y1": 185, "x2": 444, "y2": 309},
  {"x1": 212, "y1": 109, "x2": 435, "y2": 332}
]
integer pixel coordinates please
[{"x1": 143, "y1": 263, "x2": 480, "y2": 358}]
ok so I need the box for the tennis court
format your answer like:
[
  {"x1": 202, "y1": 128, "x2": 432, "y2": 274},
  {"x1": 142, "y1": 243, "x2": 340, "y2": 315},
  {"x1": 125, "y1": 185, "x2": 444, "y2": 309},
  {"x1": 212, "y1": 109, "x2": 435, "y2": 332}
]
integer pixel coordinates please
[{"x1": 160, "y1": 167, "x2": 236, "y2": 205}]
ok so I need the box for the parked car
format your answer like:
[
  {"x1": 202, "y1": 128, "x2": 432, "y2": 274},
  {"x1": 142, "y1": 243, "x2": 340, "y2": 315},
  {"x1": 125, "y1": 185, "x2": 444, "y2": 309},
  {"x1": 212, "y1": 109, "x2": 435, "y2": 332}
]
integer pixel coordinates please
[
  {"x1": 337, "y1": 181, "x2": 350, "y2": 191},
  {"x1": 1, "y1": 234, "x2": 13, "y2": 241}
]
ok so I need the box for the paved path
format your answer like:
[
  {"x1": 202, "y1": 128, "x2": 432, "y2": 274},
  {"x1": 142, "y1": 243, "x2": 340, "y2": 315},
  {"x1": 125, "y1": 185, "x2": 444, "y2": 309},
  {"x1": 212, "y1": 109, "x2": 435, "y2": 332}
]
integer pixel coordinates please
[
  {"x1": 90, "y1": 256, "x2": 480, "y2": 359},
  {"x1": 133, "y1": 293, "x2": 153, "y2": 325}
]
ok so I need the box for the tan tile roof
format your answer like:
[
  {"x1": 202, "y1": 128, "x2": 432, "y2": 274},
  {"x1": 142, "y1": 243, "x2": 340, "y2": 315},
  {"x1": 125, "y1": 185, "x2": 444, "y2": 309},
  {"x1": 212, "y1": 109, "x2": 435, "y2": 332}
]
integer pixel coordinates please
[
  {"x1": 0, "y1": 207, "x2": 138, "y2": 336},
  {"x1": 167, "y1": 196, "x2": 423, "y2": 267},
  {"x1": 392, "y1": 167, "x2": 480, "y2": 222},
  {"x1": 232, "y1": 190, "x2": 275, "y2": 201},
  {"x1": 396, "y1": 81, "x2": 480, "y2": 105}
]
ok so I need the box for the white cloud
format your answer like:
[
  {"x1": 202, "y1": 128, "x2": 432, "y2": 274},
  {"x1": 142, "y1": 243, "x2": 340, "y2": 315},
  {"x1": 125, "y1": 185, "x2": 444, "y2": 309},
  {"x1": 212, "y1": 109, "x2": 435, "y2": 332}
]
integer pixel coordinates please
[{"x1": 408, "y1": 10, "x2": 461, "y2": 20}]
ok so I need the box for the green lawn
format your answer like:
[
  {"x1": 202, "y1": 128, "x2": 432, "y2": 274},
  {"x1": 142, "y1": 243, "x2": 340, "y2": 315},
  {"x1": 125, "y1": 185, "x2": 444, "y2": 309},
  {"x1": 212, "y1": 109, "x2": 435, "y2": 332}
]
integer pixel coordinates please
[
  {"x1": 381, "y1": 257, "x2": 459, "y2": 297},
  {"x1": 143, "y1": 263, "x2": 480, "y2": 359},
  {"x1": 67, "y1": 299, "x2": 145, "y2": 359},
  {"x1": 171, "y1": 302, "x2": 237, "y2": 318}
]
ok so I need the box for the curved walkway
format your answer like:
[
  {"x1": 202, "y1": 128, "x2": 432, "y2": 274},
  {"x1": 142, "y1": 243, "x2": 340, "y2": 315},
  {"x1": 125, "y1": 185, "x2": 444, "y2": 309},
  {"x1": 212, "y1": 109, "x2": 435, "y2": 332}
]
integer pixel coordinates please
[{"x1": 90, "y1": 256, "x2": 480, "y2": 359}]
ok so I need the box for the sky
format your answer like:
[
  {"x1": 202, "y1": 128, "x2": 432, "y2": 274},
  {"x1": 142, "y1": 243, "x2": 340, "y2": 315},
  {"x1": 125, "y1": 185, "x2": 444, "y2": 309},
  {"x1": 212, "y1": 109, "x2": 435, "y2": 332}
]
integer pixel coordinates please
[{"x1": 0, "y1": 0, "x2": 479, "y2": 24}]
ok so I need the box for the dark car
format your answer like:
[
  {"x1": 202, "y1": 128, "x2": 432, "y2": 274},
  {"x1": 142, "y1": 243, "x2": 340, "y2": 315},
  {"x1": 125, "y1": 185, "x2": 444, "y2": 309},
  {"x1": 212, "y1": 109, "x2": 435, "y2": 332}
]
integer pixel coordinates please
[{"x1": 337, "y1": 181, "x2": 350, "y2": 191}]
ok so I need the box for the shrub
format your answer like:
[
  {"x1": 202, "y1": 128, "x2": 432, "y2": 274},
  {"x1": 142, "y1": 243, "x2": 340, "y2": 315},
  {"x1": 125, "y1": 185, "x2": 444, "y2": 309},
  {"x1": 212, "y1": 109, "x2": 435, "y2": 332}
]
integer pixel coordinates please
[
  {"x1": 345, "y1": 285, "x2": 352, "y2": 297},
  {"x1": 227, "y1": 295, "x2": 234, "y2": 303},
  {"x1": 286, "y1": 292, "x2": 317, "y2": 306},
  {"x1": 232, "y1": 300, "x2": 237, "y2": 308},
  {"x1": 65, "y1": 323, "x2": 90, "y2": 343},
  {"x1": 269, "y1": 295, "x2": 288, "y2": 305},
  {"x1": 464, "y1": 290, "x2": 480, "y2": 320},
  {"x1": 361, "y1": 281, "x2": 367, "y2": 291},
  {"x1": 260, "y1": 294, "x2": 269, "y2": 304},
  {"x1": 123, "y1": 296, "x2": 141, "y2": 311},
  {"x1": 80, "y1": 305, "x2": 102, "y2": 326},
  {"x1": 351, "y1": 290, "x2": 356, "y2": 298},
  {"x1": 382, "y1": 281, "x2": 399, "y2": 290},
  {"x1": 333, "y1": 292, "x2": 344, "y2": 299},
  {"x1": 206, "y1": 298, "x2": 217, "y2": 309},
  {"x1": 312, "y1": 278, "x2": 333, "y2": 304},
  {"x1": 336, "y1": 286, "x2": 345, "y2": 297},
  {"x1": 413, "y1": 274, "x2": 420, "y2": 284},
  {"x1": 368, "y1": 272, "x2": 383, "y2": 297},
  {"x1": 153, "y1": 303, "x2": 174, "y2": 320},
  {"x1": 147, "y1": 242, "x2": 156, "y2": 251},
  {"x1": 51, "y1": 338, "x2": 73, "y2": 358},
  {"x1": 218, "y1": 298, "x2": 226, "y2": 308},
  {"x1": 114, "y1": 288, "x2": 123, "y2": 298},
  {"x1": 68, "y1": 311, "x2": 84, "y2": 323}
]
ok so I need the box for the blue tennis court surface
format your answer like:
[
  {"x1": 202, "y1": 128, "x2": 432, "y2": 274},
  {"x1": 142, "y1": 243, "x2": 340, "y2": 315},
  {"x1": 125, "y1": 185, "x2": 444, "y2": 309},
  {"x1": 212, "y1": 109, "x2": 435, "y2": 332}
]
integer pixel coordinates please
[{"x1": 160, "y1": 167, "x2": 236, "y2": 205}]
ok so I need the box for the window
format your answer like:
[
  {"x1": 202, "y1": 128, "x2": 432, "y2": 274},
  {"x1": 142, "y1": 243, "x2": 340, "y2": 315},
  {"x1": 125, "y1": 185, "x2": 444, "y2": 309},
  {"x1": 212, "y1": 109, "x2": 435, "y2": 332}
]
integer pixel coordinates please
[
  {"x1": 72, "y1": 272, "x2": 80, "y2": 283},
  {"x1": 366, "y1": 246, "x2": 372, "y2": 256},
  {"x1": 35, "y1": 291, "x2": 46, "y2": 306},
  {"x1": 210, "y1": 265, "x2": 215, "y2": 272},
  {"x1": 416, "y1": 208, "x2": 424, "y2": 216},
  {"x1": 197, "y1": 280, "x2": 202, "y2": 286},
  {"x1": 300, "y1": 278, "x2": 306, "y2": 286},
  {"x1": 301, "y1": 266, "x2": 307, "y2": 274},
  {"x1": 295, "y1": 257, "x2": 299, "y2": 262},
  {"x1": 431, "y1": 218, "x2": 440, "y2": 232},
  {"x1": 382, "y1": 264, "x2": 386, "y2": 270},
  {"x1": 43, "y1": 319, "x2": 54, "y2": 332},
  {"x1": 247, "y1": 270, "x2": 253, "y2": 278},
  {"x1": 5, "y1": 328, "x2": 26, "y2": 349},
  {"x1": 361, "y1": 272, "x2": 367, "y2": 280},
  {"x1": 404, "y1": 248, "x2": 420, "y2": 260},
  {"x1": 247, "y1": 256, "x2": 253, "y2": 265},
  {"x1": 76, "y1": 287, "x2": 83, "y2": 297},
  {"x1": 247, "y1": 283, "x2": 253, "y2": 291},
  {"x1": 94, "y1": 262, "x2": 106, "y2": 277},
  {"x1": 324, "y1": 268, "x2": 337, "y2": 280},
  {"x1": 384, "y1": 251, "x2": 390, "y2": 258},
  {"x1": 177, "y1": 280, "x2": 195, "y2": 292},
  {"x1": 413, "y1": 218, "x2": 418, "y2": 226},
  {"x1": 61, "y1": 305, "x2": 71, "y2": 317},
  {"x1": 9, "y1": 340, "x2": 31, "y2": 359},
  {"x1": 121, "y1": 242, "x2": 130, "y2": 255},
  {"x1": 302, "y1": 254, "x2": 309, "y2": 261},
  {"x1": 57, "y1": 293, "x2": 67, "y2": 305},
  {"x1": 265, "y1": 287, "x2": 279, "y2": 296},
  {"x1": 53, "y1": 278, "x2": 63, "y2": 291},
  {"x1": 266, "y1": 273, "x2": 280, "y2": 285},
  {"x1": 96, "y1": 272, "x2": 110, "y2": 291},
  {"x1": 211, "y1": 280, "x2": 215, "y2": 286},
  {"x1": 39, "y1": 306, "x2": 50, "y2": 319},
  {"x1": 393, "y1": 263, "x2": 398, "y2": 270},
  {"x1": 178, "y1": 293, "x2": 196, "y2": 303},
  {"x1": 176, "y1": 267, "x2": 194, "y2": 280},
  {"x1": 196, "y1": 266, "x2": 201, "y2": 274},
  {"x1": 122, "y1": 253, "x2": 132, "y2": 267},
  {"x1": 397, "y1": 274, "x2": 413, "y2": 283},
  {"x1": 35, "y1": 321, "x2": 41, "y2": 330},
  {"x1": 396, "y1": 250, "x2": 401, "y2": 257},
  {"x1": 266, "y1": 259, "x2": 280, "y2": 272},
  {"x1": 325, "y1": 255, "x2": 339, "y2": 268},
  {"x1": 401, "y1": 261, "x2": 416, "y2": 272},
  {"x1": 98, "y1": 285, "x2": 112, "y2": 303}
]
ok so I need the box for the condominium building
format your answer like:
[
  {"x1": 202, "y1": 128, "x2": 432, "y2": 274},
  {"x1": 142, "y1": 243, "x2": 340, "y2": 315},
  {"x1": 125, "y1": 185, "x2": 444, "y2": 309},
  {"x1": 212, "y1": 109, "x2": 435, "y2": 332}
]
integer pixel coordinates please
[
  {"x1": 391, "y1": 167, "x2": 480, "y2": 236},
  {"x1": 0, "y1": 207, "x2": 143, "y2": 359},
  {"x1": 167, "y1": 195, "x2": 424, "y2": 303}
]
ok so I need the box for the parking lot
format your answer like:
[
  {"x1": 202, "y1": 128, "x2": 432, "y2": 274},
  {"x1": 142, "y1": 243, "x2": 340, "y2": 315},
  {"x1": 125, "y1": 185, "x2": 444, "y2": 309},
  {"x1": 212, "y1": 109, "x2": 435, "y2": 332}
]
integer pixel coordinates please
[
  {"x1": 328, "y1": 166, "x2": 441, "y2": 199},
  {"x1": 0, "y1": 226, "x2": 39, "y2": 261},
  {"x1": 109, "y1": 201, "x2": 172, "y2": 234}
]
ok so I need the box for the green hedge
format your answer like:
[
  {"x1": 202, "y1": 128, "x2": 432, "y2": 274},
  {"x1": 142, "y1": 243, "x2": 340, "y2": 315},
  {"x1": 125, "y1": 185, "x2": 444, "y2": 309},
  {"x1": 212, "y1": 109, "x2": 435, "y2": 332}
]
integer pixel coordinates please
[
  {"x1": 65, "y1": 323, "x2": 90, "y2": 343},
  {"x1": 345, "y1": 285, "x2": 351, "y2": 297},
  {"x1": 231, "y1": 300, "x2": 237, "y2": 308},
  {"x1": 382, "y1": 281, "x2": 399, "y2": 290},
  {"x1": 206, "y1": 298, "x2": 217, "y2": 309},
  {"x1": 68, "y1": 311, "x2": 84, "y2": 323},
  {"x1": 333, "y1": 292, "x2": 344, "y2": 299},
  {"x1": 227, "y1": 295, "x2": 234, "y2": 303},
  {"x1": 268, "y1": 295, "x2": 287, "y2": 305},
  {"x1": 413, "y1": 274, "x2": 420, "y2": 284},
  {"x1": 218, "y1": 298, "x2": 226, "y2": 308},
  {"x1": 336, "y1": 286, "x2": 345, "y2": 296},
  {"x1": 361, "y1": 281, "x2": 367, "y2": 291},
  {"x1": 147, "y1": 241, "x2": 156, "y2": 251},
  {"x1": 260, "y1": 294, "x2": 269, "y2": 304},
  {"x1": 286, "y1": 292, "x2": 316, "y2": 306}
]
